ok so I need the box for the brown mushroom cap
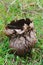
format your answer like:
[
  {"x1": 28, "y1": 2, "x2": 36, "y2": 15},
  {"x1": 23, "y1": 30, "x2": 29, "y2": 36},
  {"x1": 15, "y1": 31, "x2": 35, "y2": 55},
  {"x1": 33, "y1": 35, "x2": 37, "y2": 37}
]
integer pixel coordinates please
[{"x1": 5, "y1": 18, "x2": 37, "y2": 56}]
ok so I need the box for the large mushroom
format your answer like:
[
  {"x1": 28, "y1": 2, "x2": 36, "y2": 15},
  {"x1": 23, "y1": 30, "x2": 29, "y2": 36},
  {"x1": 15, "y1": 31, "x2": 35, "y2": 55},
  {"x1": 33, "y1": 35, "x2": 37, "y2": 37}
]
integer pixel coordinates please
[{"x1": 5, "y1": 18, "x2": 37, "y2": 56}]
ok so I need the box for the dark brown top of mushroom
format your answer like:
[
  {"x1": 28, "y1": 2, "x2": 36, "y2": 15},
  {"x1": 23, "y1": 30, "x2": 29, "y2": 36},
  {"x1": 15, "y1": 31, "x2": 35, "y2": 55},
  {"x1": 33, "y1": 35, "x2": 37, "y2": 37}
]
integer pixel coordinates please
[
  {"x1": 5, "y1": 18, "x2": 33, "y2": 36},
  {"x1": 7, "y1": 18, "x2": 32, "y2": 29}
]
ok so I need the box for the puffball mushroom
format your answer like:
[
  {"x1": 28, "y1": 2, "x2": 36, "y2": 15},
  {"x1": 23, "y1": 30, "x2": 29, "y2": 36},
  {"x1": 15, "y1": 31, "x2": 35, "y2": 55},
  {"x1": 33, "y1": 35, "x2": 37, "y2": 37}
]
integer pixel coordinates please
[{"x1": 5, "y1": 18, "x2": 37, "y2": 56}]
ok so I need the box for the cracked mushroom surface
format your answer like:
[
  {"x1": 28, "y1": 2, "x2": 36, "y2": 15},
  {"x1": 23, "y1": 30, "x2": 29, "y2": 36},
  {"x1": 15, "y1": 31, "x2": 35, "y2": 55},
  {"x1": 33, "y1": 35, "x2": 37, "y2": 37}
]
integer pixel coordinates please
[{"x1": 5, "y1": 18, "x2": 37, "y2": 56}]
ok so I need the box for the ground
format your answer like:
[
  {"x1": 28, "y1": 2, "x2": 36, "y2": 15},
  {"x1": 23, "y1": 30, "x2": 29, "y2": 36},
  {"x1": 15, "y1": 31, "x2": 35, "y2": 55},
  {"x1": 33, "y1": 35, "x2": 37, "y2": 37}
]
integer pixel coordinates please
[{"x1": 0, "y1": 0, "x2": 43, "y2": 65}]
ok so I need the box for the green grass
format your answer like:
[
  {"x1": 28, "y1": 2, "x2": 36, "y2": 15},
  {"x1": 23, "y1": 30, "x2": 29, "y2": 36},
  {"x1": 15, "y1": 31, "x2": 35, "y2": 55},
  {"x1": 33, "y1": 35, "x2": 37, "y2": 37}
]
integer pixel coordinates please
[{"x1": 0, "y1": 0, "x2": 43, "y2": 65}]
